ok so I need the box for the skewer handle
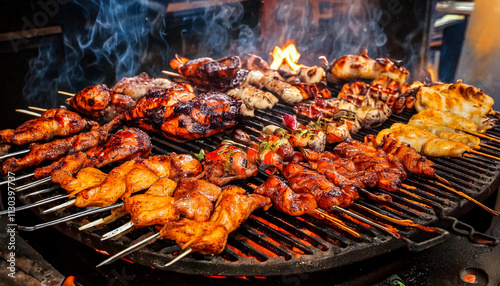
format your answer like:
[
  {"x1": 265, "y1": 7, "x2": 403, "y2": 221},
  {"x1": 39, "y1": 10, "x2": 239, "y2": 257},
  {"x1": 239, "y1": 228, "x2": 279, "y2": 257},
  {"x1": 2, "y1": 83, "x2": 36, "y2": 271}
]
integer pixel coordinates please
[
  {"x1": 58, "y1": 91, "x2": 75, "y2": 97},
  {"x1": 15, "y1": 109, "x2": 42, "y2": 117},
  {"x1": 469, "y1": 150, "x2": 500, "y2": 161},
  {"x1": 28, "y1": 106, "x2": 48, "y2": 112},
  {"x1": 161, "y1": 70, "x2": 184, "y2": 78},
  {"x1": 17, "y1": 202, "x2": 124, "y2": 231}
]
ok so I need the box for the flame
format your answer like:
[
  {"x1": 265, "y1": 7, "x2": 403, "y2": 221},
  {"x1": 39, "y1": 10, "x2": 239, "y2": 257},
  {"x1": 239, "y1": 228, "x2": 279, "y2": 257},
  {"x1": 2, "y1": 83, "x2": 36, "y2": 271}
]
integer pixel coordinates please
[
  {"x1": 427, "y1": 62, "x2": 438, "y2": 82},
  {"x1": 270, "y1": 41, "x2": 306, "y2": 72},
  {"x1": 62, "y1": 276, "x2": 76, "y2": 286}
]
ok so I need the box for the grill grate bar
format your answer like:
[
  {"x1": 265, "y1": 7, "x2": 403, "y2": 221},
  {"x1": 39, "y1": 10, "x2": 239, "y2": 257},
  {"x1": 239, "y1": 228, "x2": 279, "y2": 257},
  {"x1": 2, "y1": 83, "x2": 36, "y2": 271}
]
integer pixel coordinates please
[{"x1": 237, "y1": 224, "x2": 294, "y2": 260}]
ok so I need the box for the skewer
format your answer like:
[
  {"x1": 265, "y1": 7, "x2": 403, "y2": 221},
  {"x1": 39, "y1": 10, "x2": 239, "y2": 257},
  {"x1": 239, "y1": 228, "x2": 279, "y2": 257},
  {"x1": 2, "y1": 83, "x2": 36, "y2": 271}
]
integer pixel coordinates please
[
  {"x1": 480, "y1": 143, "x2": 500, "y2": 153},
  {"x1": 14, "y1": 176, "x2": 51, "y2": 192},
  {"x1": 0, "y1": 193, "x2": 69, "y2": 216},
  {"x1": 24, "y1": 185, "x2": 60, "y2": 197},
  {"x1": 16, "y1": 202, "x2": 124, "y2": 231},
  {"x1": 42, "y1": 199, "x2": 76, "y2": 214},
  {"x1": 0, "y1": 149, "x2": 30, "y2": 160},
  {"x1": 165, "y1": 248, "x2": 193, "y2": 267},
  {"x1": 433, "y1": 174, "x2": 451, "y2": 186},
  {"x1": 333, "y1": 206, "x2": 401, "y2": 239},
  {"x1": 460, "y1": 129, "x2": 500, "y2": 144},
  {"x1": 0, "y1": 173, "x2": 34, "y2": 186},
  {"x1": 96, "y1": 232, "x2": 161, "y2": 268},
  {"x1": 469, "y1": 150, "x2": 500, "y2": 161},
  {"x1": 161, "y1": 70, "x2": 184, "y2": 78},
  {"x1": 58, "y1": 91, "x2": 75, "y2": 97},
  {"x1": 28, "y1": 106, "x2": 48, "y2": 112},
  {"x1": 15, "y1": 109, "x2": 42, "y2": 117},
  {"x1": 313, "y1": 209, "x2": 361, "y2": 238},
  {"x1": 101, "y1": 221, "x2": 135, "y2": 241},
  {"x1": 79, "y1": 210, "x2": 127, "y2": 231},
  {"x1": 431, "y1": 182, "x2": 500, "y2": 216},
  {"x1": 354, "y1": 203, "x2": 440, "y2": 233}
]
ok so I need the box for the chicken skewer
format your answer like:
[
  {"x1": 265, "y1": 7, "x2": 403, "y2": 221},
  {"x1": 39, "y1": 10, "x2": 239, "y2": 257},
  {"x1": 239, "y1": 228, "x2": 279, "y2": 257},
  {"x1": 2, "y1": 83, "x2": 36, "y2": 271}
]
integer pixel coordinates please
[{"x1": 376, "y1": 123, "x2": 500, "y2": 160}]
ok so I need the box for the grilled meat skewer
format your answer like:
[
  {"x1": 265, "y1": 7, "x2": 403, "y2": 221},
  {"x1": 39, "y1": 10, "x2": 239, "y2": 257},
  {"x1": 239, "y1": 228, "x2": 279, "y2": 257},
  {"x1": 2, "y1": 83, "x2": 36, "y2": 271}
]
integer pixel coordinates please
[{"x1": 0, "y1": 109, "x2": 96, "y2": 150}]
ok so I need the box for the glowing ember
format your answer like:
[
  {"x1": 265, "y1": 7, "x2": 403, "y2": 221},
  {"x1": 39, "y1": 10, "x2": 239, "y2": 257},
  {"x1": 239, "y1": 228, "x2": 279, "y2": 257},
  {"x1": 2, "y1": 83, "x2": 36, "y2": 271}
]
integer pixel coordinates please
[
  {"x1": 61, "y1": 276, "x2": 76, "y2": 286},
  {"x1": 93, "y1": 248, "x2": 110, "y2": 256},
  {"x1": 270, "y1": 41, "x2": 306, "y2": 72},
  {"x1": 463, "y1": 274, "x2": 477, "y2": 284}
]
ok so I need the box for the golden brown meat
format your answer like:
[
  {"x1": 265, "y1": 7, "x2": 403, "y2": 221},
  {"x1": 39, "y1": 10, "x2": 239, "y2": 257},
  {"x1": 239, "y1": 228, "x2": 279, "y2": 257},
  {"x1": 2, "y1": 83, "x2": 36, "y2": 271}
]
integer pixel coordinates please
[
  {"x1": 35, "y1": 128, "x2": 152, "y2": 179},
  {"x1": 339, "y1": 81, "x2": 407, "y2": 114},
  {"x1": 245, "y1": 70, "x2": 303, "y2": 104},
  {"x1": 408, "y1": 118, "x2": 481, "y2": 149},
  {"x1": 254, "y1": 175, "x2": 317, "y2": 216},
  {"x1": 203, "y1": 143, "x2": 259, "y2": 186},
  {"x1": 0, "y1": 109, "x2": 93, "y2": 146},
  {"x1": 282, "y1": 163, "x2": 354, "y2": 210},
  {"x1": 161, "y1": 186, "x2": 271, "y2": 255},
  {"x1": 415, "y1": 80, "x2": 495, "y2": 130},
  {"x1": 410, "y1": 109, "x2": 482, "y2": 133},
  {"x1": 226, "y1": 85, "x2": 278, "y2": 117},
  {"x1": 173, "y1": 178, "x2": 222, "y2": 221},
  {"x1": 328, "y1": 50, "x2": 409, "y2": 86}
]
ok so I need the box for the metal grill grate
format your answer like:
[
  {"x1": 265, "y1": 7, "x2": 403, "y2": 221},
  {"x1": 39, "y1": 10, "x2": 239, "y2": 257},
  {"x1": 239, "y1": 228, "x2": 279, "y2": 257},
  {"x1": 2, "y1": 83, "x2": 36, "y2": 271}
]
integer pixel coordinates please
[{"x1": 17, "y1": 104, "x2": 500, "y2": 276}]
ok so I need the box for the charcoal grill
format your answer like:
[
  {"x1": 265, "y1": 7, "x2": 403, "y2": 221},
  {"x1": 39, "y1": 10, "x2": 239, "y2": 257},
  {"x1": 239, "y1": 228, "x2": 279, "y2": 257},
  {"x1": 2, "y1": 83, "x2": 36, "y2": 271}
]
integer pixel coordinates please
[{"x1": 14, "y1": 103, "x2": 500, "y2": 276}]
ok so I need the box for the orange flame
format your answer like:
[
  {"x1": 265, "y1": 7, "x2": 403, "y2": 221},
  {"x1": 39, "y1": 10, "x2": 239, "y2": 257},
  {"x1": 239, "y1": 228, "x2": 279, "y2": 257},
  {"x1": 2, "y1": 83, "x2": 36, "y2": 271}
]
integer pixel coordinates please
[{"x1": 270, "y1": 41, "x2": 306, "y2": 72}]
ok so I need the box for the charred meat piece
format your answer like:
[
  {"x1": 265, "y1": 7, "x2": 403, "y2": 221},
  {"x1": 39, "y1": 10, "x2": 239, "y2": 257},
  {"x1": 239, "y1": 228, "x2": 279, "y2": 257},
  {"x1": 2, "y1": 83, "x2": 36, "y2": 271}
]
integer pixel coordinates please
[
  {"x1": 160, "y1": 186, "x2": 271, "y2": 255},
  {"x1": 2, "y1": 122, "x2": 116, "y2": 175},
  {"x1": 334, "y1": 140, "x2": 407, "y2": 192},
  {"x1": 161, "y1": 92, "x2": 241, "y2": 140},
  {"x1": 0, "y1": 108, "x2": 94, "y2": 146},
  {"x1": 35, "y1": 127, "x2": 152, "y2": 179},
  {"x1": 365, "y1": 134, "x2": 436, "y2": 178},
  {"x1": 170, "y1": 55, "x2": 242, "y2": 90},
  {"x1": 226, "y1": 85, "x2": 278, "y2": 117},
  {"x1": 112, "y1": 72, "x2": 173, "y2": 100},
  {"x1": 339, "y1": 81, "x2": 407, "y2": 114},
  {"x1": 282, "y1": 163, "x2": 355, "y2": 210},
  {"x1": 254, "y1": 175, "x2": 317, "y2": 216},
  {"x1": 203, "y1": 143, "x2": 258, "y2": 186}
]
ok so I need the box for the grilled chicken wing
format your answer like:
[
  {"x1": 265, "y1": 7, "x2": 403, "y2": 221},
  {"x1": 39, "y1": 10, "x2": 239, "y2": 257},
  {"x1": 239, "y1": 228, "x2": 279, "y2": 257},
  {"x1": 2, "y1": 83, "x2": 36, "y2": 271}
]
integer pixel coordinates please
[
  {"x1": 112, "y1": 72, "x2": 173, "y2": 100},
  {"x1": 226, "y1": 85, "x2": 278, "y2": 117},
  {"x1": 415, "y1": 80, "x2": 495, "y2": 130},
  {"x1": 173, "y1": 178, "x2": 222, "y2": 221},
  {"x1": 254, "y1": 175, "x2": 317, "y2": 216},
  {"x1": 0, "y1": 109, "x2": 93, "y2": 146},
  {"x1": 328, "y1": 50, "x2": 409, "y2": 86}
]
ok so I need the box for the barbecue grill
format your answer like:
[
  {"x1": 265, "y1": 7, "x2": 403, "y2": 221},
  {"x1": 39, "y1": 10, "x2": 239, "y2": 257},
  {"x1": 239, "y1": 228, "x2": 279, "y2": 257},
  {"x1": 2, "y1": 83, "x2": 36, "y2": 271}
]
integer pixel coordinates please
[
  {"x1": 1, "y1": 0, "x2": 500, "y2": 285},
  {"x1": 13, "y1": 103, "x2": 499, "y2": 277}
]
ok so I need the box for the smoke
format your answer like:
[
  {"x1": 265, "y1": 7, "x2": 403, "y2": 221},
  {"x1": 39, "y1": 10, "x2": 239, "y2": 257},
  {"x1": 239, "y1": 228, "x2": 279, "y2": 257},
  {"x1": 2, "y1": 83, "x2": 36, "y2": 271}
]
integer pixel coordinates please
[{"x1": 23, "y1": 0, "x2": 170, "y2": 107}]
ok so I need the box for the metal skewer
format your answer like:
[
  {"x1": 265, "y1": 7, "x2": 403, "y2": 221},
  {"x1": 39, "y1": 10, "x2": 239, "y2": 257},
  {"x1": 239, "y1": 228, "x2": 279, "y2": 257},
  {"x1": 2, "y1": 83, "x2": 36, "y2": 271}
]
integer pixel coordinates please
[
  {"x1": 14, "y1": 176, "x2": 51, "y2": 192},
  {"x1": 165, "y1": 248, "x2": 193, "y2": 267},
  {"x1": 24, "y1": 185, "x2": 60, "y2": 197},
  {"x1": 17, "y1": 202, "x2": 124, "y2": 231},
  {"x1": 0, "y1": 149, "x2": 30, "y2": 161},
  {"x1": 96, "y1": 232, "x2": 161, "y2": 268},
  {"x1": 15, "y1": 109, "x2": 42, "y2": 117},
  {"x1": 0, "y1": 194, "x2": 69, "y2": 216},
  {"x1": 0, "y1": 173, "x2": 34, "y2": 186},
  {"x1": 79, "y1": 210, "x2": 127, "y2": 231}
]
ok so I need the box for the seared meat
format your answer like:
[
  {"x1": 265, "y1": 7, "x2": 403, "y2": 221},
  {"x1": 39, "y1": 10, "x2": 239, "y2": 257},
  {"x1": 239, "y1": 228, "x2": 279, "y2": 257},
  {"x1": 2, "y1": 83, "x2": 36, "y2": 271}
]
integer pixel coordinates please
[
  {"x1": 245, "y1": 70, "x2": 303, "y2": 104},
  {"x1": 203, "y1": 143, "x2": 258, "y2": 186},
  {"x1": 112, "y1": 72, "x2": 173, "y2": 100},
  {"x1": 328, "y1": 50, "x2": 409, "y2": 86},
  {"x1": 2, "y1": 122, "x2": 115, "y2": 174},
  {"x1": 410, "y1": 109, "x2": 482, "y2": 133},
  {"x1": 338, "y1": 81, "x2": 407, "y2": 114},
  {"x1": 161, "y1": 92, "x2": 241, "y2": 140},
  {"x1": 0, "y1": 108, "x2": 94, "y2": 146},
  {"x1": 282, "y1": 163, "x2": 354, "y2": 210},
  {"x1": 160, "y1": 186, "x2": 271, "y2": 255},
  {"x1": 334, "y1": 140, "x2": 407, "y2": 192},
  {"x1": 408, "y1": 118, "x2": 480, "y2": 149},
  {"x1": 415, "y1": 80, "x2": 495, "y2": 130},
  {"x1": 254, "y1": 175, "x2": 317, "y2": 216},
  {"x1": 35, "y1": 128, "x2": 152, "y2": 179},
  {"x1": 226, "y1": 85, "x2": 278, "y2": 117},
  {"x1": 173, "y1": 178, "x2": 222, "y2": 221}
]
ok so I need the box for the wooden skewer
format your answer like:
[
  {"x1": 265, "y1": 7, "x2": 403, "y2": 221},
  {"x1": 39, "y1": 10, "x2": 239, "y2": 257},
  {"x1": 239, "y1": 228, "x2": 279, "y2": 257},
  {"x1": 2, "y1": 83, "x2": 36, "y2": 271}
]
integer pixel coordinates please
[
  {"x1": 434, "y1": 174, "x2": 451, "y2": 186},
  {"x1": 469, "y1": 150, "x2": 500, "y2": 161},
  {"x1": 28, "y1": 106, "x2": 48, "y2": 112},
  {"x1": 461, "y1": 129, "x2": 500, "y2": 144},
  {"x1": 314, "y1": 209, "x2": 361, "y2": 238},
  {"x1": 58, "y1": 91, "x2": 75, "y2": 97},
  {"x1": 161, "y1": 70, "x2": 184, "y2": 78},
  {"x1": 16, "y1": 109, "x2": 41, "y2": 117},
  {"x1": 433, "y1": 181, "x2": 499, "y2": 216},
  {"x1": 480, "y1": 143, "x2": 500, "y2": 153}
]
